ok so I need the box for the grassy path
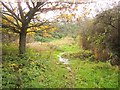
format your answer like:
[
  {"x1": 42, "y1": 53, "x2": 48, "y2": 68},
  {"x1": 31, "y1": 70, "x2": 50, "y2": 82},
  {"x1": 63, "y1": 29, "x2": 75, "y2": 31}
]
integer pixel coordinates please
[
  {"x1": 51, "y1": 43, "x2": 119, "y2": 88},
  {"x1": 66, "y1": 65, "x2": 75, "y2": 88},
  {"x1": 55, "y1": 44, "x2": 79, "y2": 88}
]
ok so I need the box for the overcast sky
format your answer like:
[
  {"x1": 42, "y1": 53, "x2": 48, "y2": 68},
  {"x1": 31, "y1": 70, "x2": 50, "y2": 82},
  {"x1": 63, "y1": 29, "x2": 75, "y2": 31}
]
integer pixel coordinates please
[
  {"x1": 40, "y1": 0, "x2": 119, "y2": 21},
  {"x1": 2, "y1": 0, "x2": 120, "y2": 21}
]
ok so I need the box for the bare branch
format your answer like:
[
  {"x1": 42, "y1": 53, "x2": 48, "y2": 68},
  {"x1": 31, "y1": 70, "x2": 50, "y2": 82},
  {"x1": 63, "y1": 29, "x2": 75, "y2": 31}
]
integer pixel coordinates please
[
  {"x1": 3, "y1": 12, "x2": 21, "y2": 29},
  {"x1": 37, "y1": 2, "x2": 48, "y2": 10},
  {"x1": 106, "y1": 22, "x2": 117, "y2": 29},
  {"x1": 31, "y1": 0, "x2": 35, "y2": 8},
  {"x1": 2, "y1": 15, "x2": 20, "y2": 29},
  {"x1": 2, "y1": 24, "x2": 20, "y2": 33},
  {"x1": 8, "y1": 2, "x2": 15, "y2": 12},
  {"x1": 27, "y1": 22, "x2": 46, "y2": 28},
  {"x1": 25, "y1": 2, "x2": 45, "y2": 24},
  {"x1": 17, "y1": 2, "x2": 25, "y2": 22},
  {"x1": 1, "y1": 2, "x2": 22, "y2": 22},
  {"x1": 26, "y1": 2, "x2": 32, "y2": 10}
]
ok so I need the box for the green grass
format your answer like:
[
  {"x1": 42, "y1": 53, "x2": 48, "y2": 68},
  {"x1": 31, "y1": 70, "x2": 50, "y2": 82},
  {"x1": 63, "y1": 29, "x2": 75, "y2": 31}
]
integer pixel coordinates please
[
  {"x1": 58, "y1": 44, "x2": 80, "y2": 52},
  {"x1": 69, "y1": 59, "x2": 118, "y2": 88},
  {"x1": 2, "y1": 42, "x2": 119, "y2": 88}
]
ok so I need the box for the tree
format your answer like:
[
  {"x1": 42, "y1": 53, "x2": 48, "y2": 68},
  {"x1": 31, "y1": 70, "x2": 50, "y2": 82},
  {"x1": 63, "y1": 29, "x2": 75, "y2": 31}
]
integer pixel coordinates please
[
  {"x1": 2, "y1": 1, "x2": 48, "y2": 54},
  {"x1": 79, "y1": 5, "x2": 120, "y2": 65},
  {"x1": 1, "y1": 1, "x2": 94, "y2": 54},
  {"x1": 1, "y1": 1, "x2": 65, "y2": 54}
]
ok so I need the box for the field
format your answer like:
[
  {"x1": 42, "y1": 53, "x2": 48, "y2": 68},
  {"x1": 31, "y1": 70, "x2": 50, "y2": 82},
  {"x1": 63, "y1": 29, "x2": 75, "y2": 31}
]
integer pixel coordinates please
[{"x1": 2, "y1": 37, "x2": 119, "y2": 88}]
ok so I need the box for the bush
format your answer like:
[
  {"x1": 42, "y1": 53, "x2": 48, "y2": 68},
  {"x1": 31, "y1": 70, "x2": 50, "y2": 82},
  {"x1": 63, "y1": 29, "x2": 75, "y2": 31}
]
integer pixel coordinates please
[
  {"x1": 34, "y1": 35, "x2": 54, "y2": 42},
  {"x1": 79, "y1": 6, "x2": 120, "y2": 65},
  {"x1": 2, "y1": 44, "x2": 49, "y2": 88},
  {"x1": 34, "y1": 31, "x2": 65, "y2": 42}
]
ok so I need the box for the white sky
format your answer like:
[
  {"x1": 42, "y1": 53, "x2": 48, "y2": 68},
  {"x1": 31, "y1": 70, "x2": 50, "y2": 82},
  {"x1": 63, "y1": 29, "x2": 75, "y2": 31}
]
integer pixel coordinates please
[
  {"x1": 2, "y1": 0, "x2": 120, "y2": 20},
  {"x1": 41, "y1": 0, "x2": 119, "y2": 20}
]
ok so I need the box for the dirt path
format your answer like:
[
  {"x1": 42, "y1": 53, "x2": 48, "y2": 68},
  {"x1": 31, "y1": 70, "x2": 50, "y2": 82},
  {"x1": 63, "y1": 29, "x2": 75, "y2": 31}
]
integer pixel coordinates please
[
  {"x1": 65, "y1": 64, "x2": 75, "y2": 88},
  {"x1": 58, "y1": 52, "x2": 76, "y2": 87}
]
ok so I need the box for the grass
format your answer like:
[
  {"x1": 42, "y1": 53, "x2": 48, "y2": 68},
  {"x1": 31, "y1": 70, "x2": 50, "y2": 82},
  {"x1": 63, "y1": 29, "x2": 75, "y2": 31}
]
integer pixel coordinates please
[
  {"x1": 2, "y1": 37, "x2": 119, "y2": 88},
  {"x1": 69, "y1": 59, "x2": 118, "y2": 88}
]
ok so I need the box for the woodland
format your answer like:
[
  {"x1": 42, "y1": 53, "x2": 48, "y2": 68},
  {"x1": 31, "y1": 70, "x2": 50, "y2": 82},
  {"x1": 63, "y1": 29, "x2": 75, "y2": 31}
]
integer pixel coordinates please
[{"x1": 1, "y1": 0, "x2": 120, "y2": 88}]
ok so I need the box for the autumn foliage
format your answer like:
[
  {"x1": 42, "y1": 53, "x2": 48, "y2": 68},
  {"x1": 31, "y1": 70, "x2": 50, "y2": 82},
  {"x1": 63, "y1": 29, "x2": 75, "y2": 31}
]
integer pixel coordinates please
[{"x1": 80, "y1": 6, "x2": 120, "y2": 66}]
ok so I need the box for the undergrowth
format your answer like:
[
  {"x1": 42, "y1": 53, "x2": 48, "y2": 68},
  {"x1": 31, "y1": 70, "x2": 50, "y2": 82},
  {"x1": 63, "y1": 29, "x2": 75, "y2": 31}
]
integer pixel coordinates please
[{"x1": 2, "y1": 43, "x2": 119, "y2": 88}]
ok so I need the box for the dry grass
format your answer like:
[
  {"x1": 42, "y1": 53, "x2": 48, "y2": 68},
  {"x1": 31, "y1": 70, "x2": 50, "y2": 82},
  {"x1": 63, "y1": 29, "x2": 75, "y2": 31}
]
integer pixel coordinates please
[
  {"x1": 49, "y1": 36, "x2": 75, "y2": 46},
  {"x1": 27, "y1": 36, "x2": 75, "y2": 52},
  {"x1": 27, "y1": 42, "x2": 50, "y2": 51}
]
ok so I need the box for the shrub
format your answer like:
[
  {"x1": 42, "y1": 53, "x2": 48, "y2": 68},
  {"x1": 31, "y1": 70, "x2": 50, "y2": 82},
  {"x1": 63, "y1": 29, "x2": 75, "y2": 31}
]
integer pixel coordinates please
[{"x1": 79, "y1": 6, "x2": 120, "y2": 65}]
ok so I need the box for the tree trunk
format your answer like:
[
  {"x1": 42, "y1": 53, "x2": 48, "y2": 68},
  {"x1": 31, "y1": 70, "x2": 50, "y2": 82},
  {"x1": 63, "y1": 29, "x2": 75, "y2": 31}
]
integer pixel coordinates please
[
  {"x1": 19, "y1": 32, "x2": 27, "y2": 54},
  {"x1": 118, "y1": 4, "x2": 120, "y2": 57}
]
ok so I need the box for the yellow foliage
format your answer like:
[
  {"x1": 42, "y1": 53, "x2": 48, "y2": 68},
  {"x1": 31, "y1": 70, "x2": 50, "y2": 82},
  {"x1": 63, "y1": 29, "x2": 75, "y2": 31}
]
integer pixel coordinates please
[
  {"x1": 9, "y1": 63, "x2": 19, "y2": 71},
  {"x1": 44, "y1": 26, "x2": 49, "y2": 28},
  {"x1": 10, "y1": 63, "x2": 17, "y2": 67},
  {"x1": 8, "y1": 16, "x2": 14, "y2": 21},
  {"x1": 2, "y1": 15, "x2": 14, "y2": 25},
  {"x1": 27, "y1": 25, "x2": 57, "y2": 37},
  {"x1": 2, "y1": 19, "x2": 7, "y2": 24},
  {"x1": 40, "y1": 25, "x2": 49, "y2": 30},
  {"x1": 49, "y1": 27, "x2": 57, "y2": 32},
  {"x1": 27, "y1": 32, "x2": 35, "y2": 36},
  {"x1": 42, "y1": 33, "x2": 49, "y2": 37},
  {"x1": 29, "y1": 27, "x2": 39, "y2": 31},
  {"x1": 58, "y1": 14, "x2": 74, "y2": 21},
  {"x1": 43, "y1": 30, "x2": 47, "y2": 33}
]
